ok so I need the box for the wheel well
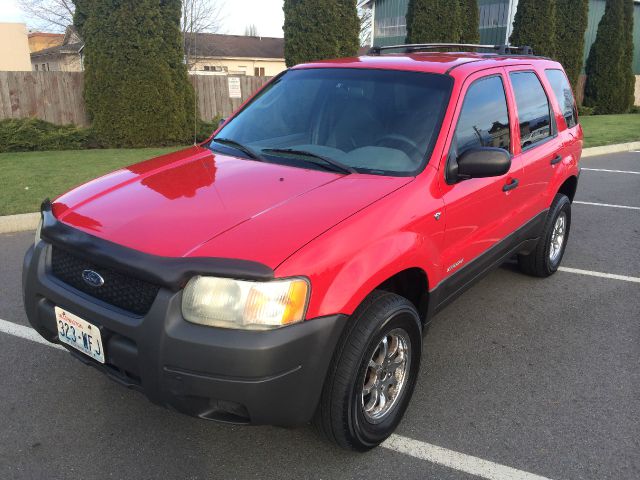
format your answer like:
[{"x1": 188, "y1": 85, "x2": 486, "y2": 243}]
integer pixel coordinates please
[
  {"x1": 558, "y1": 176, "x2": 578, "y2": 202},
  {"x1": 375, "y1": 268, "x2": 429, "y2": 322}
]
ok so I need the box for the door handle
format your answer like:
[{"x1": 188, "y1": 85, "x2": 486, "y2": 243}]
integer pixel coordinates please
[
  {"x1": 503, "y1": 178, "x2": 519, "y2": 192},
  {"x1": 551, "y1": 155, "x2": 562, "y2": 165}
]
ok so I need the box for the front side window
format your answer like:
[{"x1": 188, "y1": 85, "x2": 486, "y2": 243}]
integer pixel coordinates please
[
  {"x1": 510, "y1": 71, "x2": 553, "y2": 149},
  {"x1": 545, "y1": 69, "x2": 577, "y2": 129},
  {"x1": 212, "y1": 68, "x2": 453, "y2": 176},
  {"x1": 453, "y1": 75, "x2": 511, "y2": 156}
]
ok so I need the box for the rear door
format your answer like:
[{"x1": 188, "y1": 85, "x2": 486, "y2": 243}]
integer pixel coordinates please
[
  {"x1": 503, "y1": 67, "x2": 563, "y2": 220},
  {"x1": 437, "y1": 69, "x2": 524, "y2": 279}
]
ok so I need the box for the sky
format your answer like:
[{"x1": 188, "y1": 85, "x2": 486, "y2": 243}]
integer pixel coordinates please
[{"x1": 0, "y1": 0, "x2": 286, "y2": 37}]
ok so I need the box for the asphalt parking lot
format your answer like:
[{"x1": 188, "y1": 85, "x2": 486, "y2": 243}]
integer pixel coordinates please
[{"x1": 0, "y1": 151, "x2": 638, "y2": 480}]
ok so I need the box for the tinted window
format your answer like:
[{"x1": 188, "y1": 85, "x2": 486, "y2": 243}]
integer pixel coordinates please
[
  {"x1": 453, "y1": 75, "x2": 510, "y2": 155},
  {"x1": 510, "y1": 72, "x2": 553, "y2": 149},
  {"x1": 545, "y1": 69, "x2": 577, "y2": 128},
  {"x1": 214, "y1": 69, "x2": 453, "y2": 176}
]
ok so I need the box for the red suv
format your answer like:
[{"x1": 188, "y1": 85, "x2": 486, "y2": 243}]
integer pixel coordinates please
[{"x1": 23, "y1": 44, "x2": 582, "y2": 451}]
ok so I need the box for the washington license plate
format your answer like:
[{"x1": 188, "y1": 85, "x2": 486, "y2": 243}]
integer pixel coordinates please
[{"x1": 55, "y1": 307, "x2": 105, "y2": 364}]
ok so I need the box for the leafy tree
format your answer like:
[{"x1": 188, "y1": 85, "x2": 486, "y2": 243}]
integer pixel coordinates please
[
  {"x1": 458, "y1": 0, "x2": 479, "y2": 44},
  {"x1": 74, "y1": 0, "x2": 194, "y2": 147},
  {"x1": 284, "y1": 0, "x2": 360, "y2": 67},
  {"x1": 555, "y1": 0, "x2": 589, "y2": 88},
  {"x1": 406, "y1": 0, "x2": 461, "y2": 44},
  {"x1": 510, "y1": 0, "x2": 557, "y2": 57},
  {"x1": 584, "y1": 0, "x2": 629, "y2": 113}
]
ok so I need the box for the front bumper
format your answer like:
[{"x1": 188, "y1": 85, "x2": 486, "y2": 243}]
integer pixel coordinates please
[{"x1": 23, "y1": 242, "x2": 346, "y2": 426}]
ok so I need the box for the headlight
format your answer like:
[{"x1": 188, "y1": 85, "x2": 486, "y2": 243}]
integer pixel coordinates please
[
  {"x1": 182, "y1": 276, "x2": 310, "y2": 330},
  {"x1": 34, "y1": 217, "x2": 43, "y2": 246}
]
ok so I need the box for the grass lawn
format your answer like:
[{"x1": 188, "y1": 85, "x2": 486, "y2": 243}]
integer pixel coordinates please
[
  {"x1": 0, "y1": 147, "x2": 183, "y2": 216},
  {"x1": 580, "y1": 113, "x2": 640, "y2": 148}
]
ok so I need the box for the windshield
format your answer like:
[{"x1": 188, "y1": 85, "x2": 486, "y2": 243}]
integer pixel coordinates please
[{"x1": 210, "y1": 68, "x2": 453, "y2": 176}]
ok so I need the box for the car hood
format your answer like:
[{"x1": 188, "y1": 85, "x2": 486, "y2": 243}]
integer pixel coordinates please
[{"x1": 52, "y1": 146, "x2": 413, "y2": 268}]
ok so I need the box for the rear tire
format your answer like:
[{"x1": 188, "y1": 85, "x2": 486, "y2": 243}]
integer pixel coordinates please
[
  {"x1": 314, "y1": 291, "x2": 422, "y2": 451},
  {"x1": 518, "y1": 193, "x2": 571, "y2": 277}
]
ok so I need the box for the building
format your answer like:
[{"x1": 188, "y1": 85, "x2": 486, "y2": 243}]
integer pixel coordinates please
[
  {"x1": 0, "y1": 23, "x2": 32, "y2": 71},
  {"x1": 30, "y1": 26, "x2": 83, "y2": 72},
  {"x1": 184, "y1": 33, "x2": 286, "y2": 77},
  {"x1": 366, "y1": 0, "x2": 640, "y2": 78},
  {"x1": 29, "y1": 31, "x2": 286, "y2": 77},
  {"x1": 28, "y1": 32, "x2": 64, "y2": 53}
]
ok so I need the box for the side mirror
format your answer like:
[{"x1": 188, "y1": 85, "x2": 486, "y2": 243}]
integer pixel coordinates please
[
  {"x1": 450, "y1": 147, "x2": 511, "y2": 182},
  {"x1": 218, "y1": 118, "x2": 226, "y2": 127}
]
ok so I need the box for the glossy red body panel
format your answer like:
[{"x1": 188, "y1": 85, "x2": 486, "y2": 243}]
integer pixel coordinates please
[{"x1": 52, "y1": 53, "x2": 582, "y2": 320}]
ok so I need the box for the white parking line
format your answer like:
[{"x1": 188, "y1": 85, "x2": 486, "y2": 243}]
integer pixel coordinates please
[
  {"x1": 574, "y1": 201, "x2": 640, "y2": 211},
  {"x1": 558, "y1": 267, "x2": 640, "y2": 284},
  {"x1": 581, "y1": 168, "x2": 640, "y2": 175},
  {"x1": 382, "y1": 435, "x2": 553, "y2": 480},
  {"x1": 0, "y1": 318, "x2": 64, "y2": 350}
]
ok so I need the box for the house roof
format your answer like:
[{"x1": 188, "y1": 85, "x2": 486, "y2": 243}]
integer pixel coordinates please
[
  {"x1": 30, "y1": 41, "x2": 83, "y2": 58},
  {"x1": 184, "y1": 33, "x2": 284, "y2": 59},
  {"x1": 30, "y1": 32, "x2": 285, "y2": 61}
]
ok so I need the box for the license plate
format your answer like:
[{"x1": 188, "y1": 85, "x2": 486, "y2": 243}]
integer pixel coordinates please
[{"x1": 55, "y1": 307, "x2": 105, "y2": 364}]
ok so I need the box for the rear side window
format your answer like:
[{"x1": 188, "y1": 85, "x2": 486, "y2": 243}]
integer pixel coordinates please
[
  {"x1": 453, "y1": 75, "x2": 510, "y2": 155},
  {"x1": 509, "y1": 72, "x2": 553, "y2": 149},
  {"x1": 545, "y1": 69, "x2": 578, "y2": 128}
]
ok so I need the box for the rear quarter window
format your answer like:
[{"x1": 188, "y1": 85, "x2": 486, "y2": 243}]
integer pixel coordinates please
[{"x1": 545, "y1": 69, "x2": 578, "y2": 129}]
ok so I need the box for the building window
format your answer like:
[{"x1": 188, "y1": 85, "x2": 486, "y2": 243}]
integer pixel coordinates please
[
  {"x1": 254, "y1": 67, "x2": 265, "y2": 76},
  {"x1": 35, "y1": 64, "x2": 38, "y2": 71},
  {"x1": 374, "y1": 15, "x2": 407, "y2": 39}
]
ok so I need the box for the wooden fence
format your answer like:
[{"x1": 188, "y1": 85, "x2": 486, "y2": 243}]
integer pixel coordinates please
[{"x1": 0, "y1": 71, "x2": 272, "y2": 127}]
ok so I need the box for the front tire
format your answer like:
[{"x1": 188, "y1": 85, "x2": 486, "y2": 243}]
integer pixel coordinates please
[
  {"x1": 314, "y1": 291, "x2": 422, "y2": 451},
  {"x1": 518, "y1": 193, "x2": 571, "y2": 277}
]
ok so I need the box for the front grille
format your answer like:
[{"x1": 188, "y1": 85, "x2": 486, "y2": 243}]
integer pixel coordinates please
[{"x1": 50, "y1": 246, "x2": 160, "y2": 316}]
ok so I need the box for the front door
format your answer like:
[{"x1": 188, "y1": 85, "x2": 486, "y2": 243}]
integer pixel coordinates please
[{"x1": 437, "y1": 69, "x2": 523, "y2": 286}]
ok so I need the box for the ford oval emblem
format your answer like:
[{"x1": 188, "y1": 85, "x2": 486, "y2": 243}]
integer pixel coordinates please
[{"x1": 82, "y1": 269, "x2": 104, "y2": 288}]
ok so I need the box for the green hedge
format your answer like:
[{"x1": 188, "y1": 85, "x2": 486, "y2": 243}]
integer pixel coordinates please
[
  {"x1": 0, "y1": 117, "x2": 220, "y2": 153},
  {"x1": 0, "y1": 119, "x2": 95, "y2": 153}
]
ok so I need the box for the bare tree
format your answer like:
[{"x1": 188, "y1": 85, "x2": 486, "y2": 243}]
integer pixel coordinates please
[
  {"x1": 18, "y1": 0, "x2": 74, "y2": 32},
  {"x1": 357, "y1": 0, "x2": 373, "y2": 47},
  {"x1": 244, "y1": 24, "x2": 259, "y2": 37},
  {"x1": 18, "y1": 0, "x2": 225, "y2": 35}
]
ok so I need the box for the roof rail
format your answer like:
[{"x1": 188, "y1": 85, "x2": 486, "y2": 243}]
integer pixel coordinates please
[{"x1": 367, "y1": 43, "x2": 534, "y2": 56}]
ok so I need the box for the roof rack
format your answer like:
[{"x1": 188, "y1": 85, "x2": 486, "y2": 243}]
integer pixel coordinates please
[{"x1": 367, "y1": 43, "x2": 535, "y2": 56}]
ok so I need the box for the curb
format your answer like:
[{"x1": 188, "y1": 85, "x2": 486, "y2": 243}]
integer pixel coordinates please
[
  {"x1": 581, "y1": 141, "x2": 640, "y2": 158},
  {"x1": 0, "y1": 213, "x2": 40, "y2": 235},
  {"x1": 0, "y1": 142, "x2": 638, "y2": 235}
]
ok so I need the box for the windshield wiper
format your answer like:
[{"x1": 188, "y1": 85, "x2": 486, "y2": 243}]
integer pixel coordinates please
[
  {"x1": 262, "y1": 148, "x2": 356, "y2": 175},
  {"x1": 212, "y1": 138, "x2": 266, "y2": 162}
]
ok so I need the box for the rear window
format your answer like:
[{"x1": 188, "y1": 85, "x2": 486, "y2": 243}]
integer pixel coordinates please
[
  {"x1": 545, "y1": 69, "x2": 578, "y2": 129},
  {"x1": 509, "y1": 71, "x2": 553, "y2": 150}
]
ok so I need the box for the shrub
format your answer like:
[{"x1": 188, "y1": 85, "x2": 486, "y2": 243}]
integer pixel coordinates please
[
  {"x1": 74, "y1": 0, "x2": 195, "y2": 147},
  {"x1": 555, "y1": 0, "x2": 589, "y2": 89},
  {"x1": 458, "y1": 0, "x2": 479, "y2": 44},
  {"x1": 0, "y1": 118, "x2": 95, "y2": 153},
  {"x1": 584, "y1": 0, "x2": 629, "y2": 113},
  {"x1": 509, "y1": 0, "x2": 557, "y2": 57},
  {"x1": 406, "y1": 0, "x2": 461, "y2": 43},
  {"x1": 284, "y1": 0, "x2": 360, "y2": 67}
]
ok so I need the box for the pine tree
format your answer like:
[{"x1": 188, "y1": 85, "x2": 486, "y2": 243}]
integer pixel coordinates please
[
  {"x1": 458, "y1": 0, "x2": 479, "y2": 44},
  {"x1": 555, "y1": 0, "x2": 589, "y2": 88},
  {"x1": 621, "y1": 0, "x2": 636, "y2": 110},
  {"x1": 284, "y1": 0, "x2": 360, "y2": 67},
  {"x1": 406, "y1": 0, "x2": 461, "y2": 44},
  {"x1": 510, "y1": 0, "x2": 557, "y2": 57},
  {"x1": 584, "y1": 0, "x2": 628, "y2": 113},
  {"x1": 74, "y1": 0, "x2": 195, "y2": 147}
]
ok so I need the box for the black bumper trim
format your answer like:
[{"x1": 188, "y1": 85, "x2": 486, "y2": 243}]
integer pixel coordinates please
[
  {"x1": 23, "y1": 240, "x2": 347, "y2": 426},
  {"x1": 40, "y1": 199, "x2": 274, "y2": 290}
]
